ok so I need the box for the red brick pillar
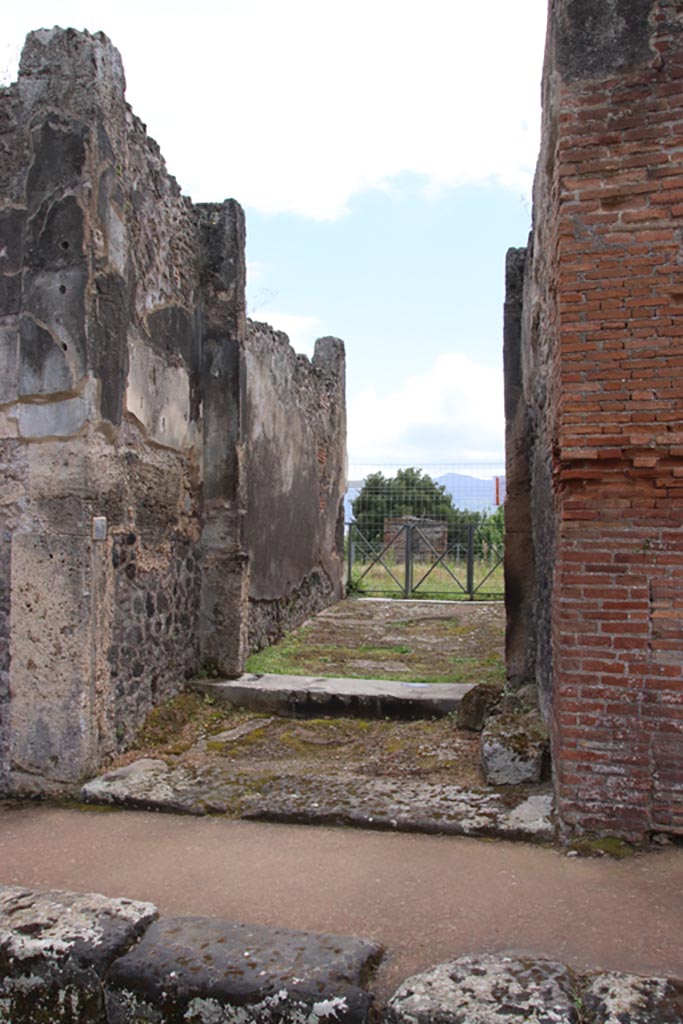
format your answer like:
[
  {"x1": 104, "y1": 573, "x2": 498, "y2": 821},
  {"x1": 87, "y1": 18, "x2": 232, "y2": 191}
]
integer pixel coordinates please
[{"x1": 517, "y1": 1, "x2": 683, "y2": 839}]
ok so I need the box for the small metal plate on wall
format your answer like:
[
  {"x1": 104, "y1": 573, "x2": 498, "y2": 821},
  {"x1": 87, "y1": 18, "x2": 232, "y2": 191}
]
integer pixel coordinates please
[{"x1": 92, "y1": 516, "x2": 108, "y2": 541}]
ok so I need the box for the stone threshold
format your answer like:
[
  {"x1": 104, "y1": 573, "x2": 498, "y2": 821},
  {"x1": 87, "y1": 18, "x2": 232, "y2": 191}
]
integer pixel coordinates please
[
  {"x1": 81, "y1": 758, "x2": 555, "y2": 843},
  {"x1": 190, "y1": 673, "x2": 472, "y2": 719}
]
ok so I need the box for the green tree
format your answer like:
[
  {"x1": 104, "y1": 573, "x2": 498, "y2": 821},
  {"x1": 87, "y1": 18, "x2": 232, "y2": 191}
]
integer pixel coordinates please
[
  {"x1": 477, "y1": 504, "x2": 505, "y2": 558},
  {"x1": 351, "y1": 467, "x2": 481, "y2": 548}
]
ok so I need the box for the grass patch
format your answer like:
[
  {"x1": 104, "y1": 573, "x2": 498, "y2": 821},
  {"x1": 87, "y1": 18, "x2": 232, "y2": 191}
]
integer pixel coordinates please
[
  {"x1": 247, "y1": 598, "x2": 504, "y2": 686},
  {"x1": 569, "y1": 836, "x2": 637, "y2": 859},
  {"x1": 449, "y1": 654, "x2": 505, "y2": 686},
  {"x1": 349, "y1": 558, "x2": 504, "y2": 599}
]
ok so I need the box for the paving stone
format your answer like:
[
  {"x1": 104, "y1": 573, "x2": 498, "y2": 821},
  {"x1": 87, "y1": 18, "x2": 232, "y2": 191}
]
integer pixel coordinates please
[
  {"x1": 480, "y1": 711, "x2": 549, "y2": 785},
  {"x1": 242, "y1": 774, "x2": 555, "y2": 842},
  {"x1": 385, "y1": 954, "x2": 578, "y2": 1023},
  {"x1": 104, "y1": 915, "x2": 382, "y2": 1023},
  {"x1": 83, "y1": 759, "x2": 555, "y2": 841},
  {"x1": 583, "y1": 970, "x2": 683, "y2": 1024},
  {"x1": 0, "y1": 884, "x2": 156, "y2": 1023},
  {"x1": 81, "y1": 758, "x2": 240, "y2": 816}
]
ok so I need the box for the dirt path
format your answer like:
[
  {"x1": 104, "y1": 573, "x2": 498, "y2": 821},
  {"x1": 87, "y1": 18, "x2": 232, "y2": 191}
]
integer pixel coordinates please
[
  {"x1": 1, "y1": 804, "x2": 681, "y2": 1006},
  {"x1": 246, "y1": 598, "x2": 505, "y2": 684},
  {"x1": 104, "y1": 600, "x2": 507, "y2": 794}
]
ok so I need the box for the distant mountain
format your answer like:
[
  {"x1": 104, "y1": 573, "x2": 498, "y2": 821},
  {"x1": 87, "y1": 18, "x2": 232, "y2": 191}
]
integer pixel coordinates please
[
  {"x1": 343, "y1": 472, "x2": 505, "y2": 522},
  {"x1": 436, "y1": 472, "x2": 506, "y2": 513}
]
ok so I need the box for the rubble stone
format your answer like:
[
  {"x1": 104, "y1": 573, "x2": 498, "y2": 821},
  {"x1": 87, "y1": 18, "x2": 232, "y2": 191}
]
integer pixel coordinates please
[{"x1": 480, "y1": 711, "x2": 549, "y2": 786}]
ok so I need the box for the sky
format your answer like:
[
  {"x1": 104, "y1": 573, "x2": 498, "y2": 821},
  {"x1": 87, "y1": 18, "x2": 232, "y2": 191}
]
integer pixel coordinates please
[{"x1": 4, "y1": 0, "x2": 549, "y2": 474}]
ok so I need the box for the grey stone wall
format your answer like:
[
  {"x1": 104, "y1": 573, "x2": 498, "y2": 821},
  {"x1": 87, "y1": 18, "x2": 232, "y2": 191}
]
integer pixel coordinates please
[
  {"x1": 503, "y1": 246, "x2": 536, "y2": 696},
  {"x1": 0, "y1": 28, "x2": 209, "y2": 791},
  {"x1": 0, "y1": 534, "x2": 9, "y2": 794},
  {"x1": 110, "y1": 532, "x2": 201, "y2": 748},
  {"x1": 0, "y1": 28, "x2": 346, "y2": 794},
  {"x1": 245, "y1": 323, "x2": 346, "y2": 652},
  {"x1": 504, "y1": 13, "x2": 565, "y2": 720}
]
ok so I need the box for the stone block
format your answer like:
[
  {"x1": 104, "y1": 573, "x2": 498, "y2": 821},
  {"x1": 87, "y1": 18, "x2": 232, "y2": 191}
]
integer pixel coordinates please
[
  {"x1": 583, "y1": 971, "x2": 683, "y2": 1024},
  {"x1": 480, "y1": 710, "x2": 549, "y2": 785},
  {"x1": 18, "y1": 394, "x2": 87, "y2": 438},
  {"x1": 19, "y1": 317, "x2": 75, "y2": 397},
  {"x1": 386, "y1": 954, "x2": 577, "y2": 1023},
  {"x1": 0, "y1": 884, "x2": 156, "y2": 1023},
  {"x1": 22, "y1": 267, "x2": 87, "y2": 375},
  {"x1": 8, "y1": 532, "x2": 99, "y2": 788},
  {"x1": 0, "y1": 325, "x2": 19, "y2": 405},
  {"x1": 127, "y1": 332, "x2": 192, "y2": 450},
  {"x1": 104, "y1": 915, "x2": 382, "y2": 1023},
  {"x1": 456, "y1": 682, "x2": 503, "y2": 731},
  {"x1": 0, "y1": 208, "x2": 26, "y2": 275}
]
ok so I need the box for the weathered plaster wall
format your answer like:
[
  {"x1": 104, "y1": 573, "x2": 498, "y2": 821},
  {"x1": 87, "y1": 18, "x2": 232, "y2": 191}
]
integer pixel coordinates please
[
  {"x1": 0, "y1": 28, "x2": 346, "y2": 793},
  {"x1": 509, "y1": 0, "x2": 683, "y2": 839},
  {"x1": 245, "y1": 323, "x2": 346, "y2": 652},
  {"x1": 0, "y1": 27, "x2": 211, "y2": 787}
]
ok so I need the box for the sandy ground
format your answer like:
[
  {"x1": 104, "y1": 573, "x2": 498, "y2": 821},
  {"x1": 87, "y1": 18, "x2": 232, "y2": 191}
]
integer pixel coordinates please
[{"x1": 1, "y1": 803, "x2": 681, "y2": 1005}]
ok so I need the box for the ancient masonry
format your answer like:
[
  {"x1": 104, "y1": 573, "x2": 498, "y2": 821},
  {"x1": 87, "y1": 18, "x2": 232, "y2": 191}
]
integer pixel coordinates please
[
  {"x1": 506, "y1": 0, "x2": 683, "y2": 840},
  {"x1": 0, "y1": 29, "x2": 346, "y2": 796}
]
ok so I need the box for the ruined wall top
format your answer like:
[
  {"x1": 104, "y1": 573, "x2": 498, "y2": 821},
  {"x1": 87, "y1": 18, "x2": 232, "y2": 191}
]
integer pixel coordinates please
[
  {"x1": 546, "y1": 0, "x2": 655, "y2": 82},
  {"x1": 16, "y1": 28, "x2": 126, "y2": 120}
]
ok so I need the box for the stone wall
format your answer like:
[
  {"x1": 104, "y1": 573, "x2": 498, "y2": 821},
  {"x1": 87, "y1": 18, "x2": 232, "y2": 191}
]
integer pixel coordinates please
[
  {"x1": 507, "y1": 0, "x2": 683, "y2": 839},
  {"x1": 245, "y1": 322, "x2": 346, "y2": 652},
  {"x1": 0, "y1": 28, "x2": 346, "y2": 794}
]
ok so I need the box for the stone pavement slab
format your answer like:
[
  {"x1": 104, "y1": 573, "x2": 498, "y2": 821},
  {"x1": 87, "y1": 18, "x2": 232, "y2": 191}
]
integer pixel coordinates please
[
  {"x1": 106, "y1": 916, "x2": 382, "y2": 1023},
  {"x1": 386, "y1": 954, "x2": 577, "y2": 1023},
  {"x1": 386, "y1": 955, "x2": 683, "y2": 1024},
  {"x1": 191, "y1": 673, "x2": 472, "y2": 719},
  {"x1": 81, "y1": 759, "x2": 555, "y2": 842}
]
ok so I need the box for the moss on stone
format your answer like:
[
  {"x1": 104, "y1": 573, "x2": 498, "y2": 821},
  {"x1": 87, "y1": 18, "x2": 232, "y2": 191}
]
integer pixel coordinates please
[{"x1": 569, "y1": 835, "x2": 636, "y2": 859}]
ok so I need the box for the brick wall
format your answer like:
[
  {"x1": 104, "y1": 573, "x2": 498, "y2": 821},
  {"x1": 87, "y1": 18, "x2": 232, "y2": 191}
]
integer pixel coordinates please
[{"x1": 511, "y1": 1, "x2": 683, "y2": 840}]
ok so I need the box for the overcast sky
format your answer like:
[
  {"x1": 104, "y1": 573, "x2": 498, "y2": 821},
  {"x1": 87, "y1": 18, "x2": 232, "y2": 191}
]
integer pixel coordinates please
[{"x1": 5, "y1": 0, "x2": 549, "y2": 473}]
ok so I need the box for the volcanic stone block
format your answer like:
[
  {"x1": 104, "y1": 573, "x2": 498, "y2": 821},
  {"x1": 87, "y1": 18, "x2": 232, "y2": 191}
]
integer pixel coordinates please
[
  {"x1": 456, "y1": 682, "x2": 503, "y2": 731},
  {"x1": 481, "y1": 710, "x2": 549, "y2": 785},
  {"x1": 0, "y1": 884, "x2": 157, "y2": 1023},
  {"x1": 583, "y1": 971, "x2": 683, "y2": 1024},
  {"x1": 104, "y1": 916, "x2": 382, "y2": 1023},
  {"x1": 386, "y1": 954, "x2": 578, "y2": 1023}
]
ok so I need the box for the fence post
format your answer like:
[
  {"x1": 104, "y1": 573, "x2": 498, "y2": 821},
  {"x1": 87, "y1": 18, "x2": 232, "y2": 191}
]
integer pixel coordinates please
[
  {"x1": 467, "y1": 523, "x2": 475, "y2": 600},
  {"x1": 404, "y1": 524, "x2": 413, "y2": 598},
  {"x1": 347, "y1": 524, "x2": 354, "y2": 590}
]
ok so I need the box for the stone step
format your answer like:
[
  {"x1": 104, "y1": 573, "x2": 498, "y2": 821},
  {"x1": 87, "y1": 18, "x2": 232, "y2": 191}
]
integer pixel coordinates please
[{"x1": 191, "y1": 673, "x2": 472, "y2": 720}]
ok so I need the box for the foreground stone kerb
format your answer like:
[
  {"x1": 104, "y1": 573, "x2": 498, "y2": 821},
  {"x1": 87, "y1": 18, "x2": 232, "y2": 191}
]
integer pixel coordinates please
[
  {"x1": 0, "y1": 884, "x2": 381, "y2": 1024},
  {"x1": 511, "y1": 1, "x2": 683, "y2": 839},
  {"x1": 0, "y1": 885, "x2": 157, "y2": 1022}
]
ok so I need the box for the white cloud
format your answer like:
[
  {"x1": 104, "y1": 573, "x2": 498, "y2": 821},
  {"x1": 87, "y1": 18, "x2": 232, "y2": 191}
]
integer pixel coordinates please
[
  {"x1": 5, "y1": 0, "x2": 547, "y2": 220},
  {"x1": 251, "y1": 311, "x2": 322, "y2": 357},
  {"x1": 348, "y1": 352, "x2": 504, "y2": 466}
]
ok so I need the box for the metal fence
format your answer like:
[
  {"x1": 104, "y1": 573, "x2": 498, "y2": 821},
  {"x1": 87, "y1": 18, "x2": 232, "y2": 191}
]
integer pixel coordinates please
[{"x1": 345, "y1": 463, "x2": 505, "y2": 600}]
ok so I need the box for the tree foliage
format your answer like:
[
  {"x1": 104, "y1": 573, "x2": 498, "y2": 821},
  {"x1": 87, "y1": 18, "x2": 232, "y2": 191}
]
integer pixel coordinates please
[
  {"x1": 478, "y1": 504, "x2": 504, "y2": 553},
  {"x1": 351, "y1": 467, "x2": 483, "y2": 547}
]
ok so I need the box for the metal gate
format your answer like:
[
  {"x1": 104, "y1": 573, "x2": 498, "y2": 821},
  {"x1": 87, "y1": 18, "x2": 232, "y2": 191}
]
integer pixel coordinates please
[{"x1": 347, "y1": 520, "x2": 504, "y2": 600}]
